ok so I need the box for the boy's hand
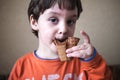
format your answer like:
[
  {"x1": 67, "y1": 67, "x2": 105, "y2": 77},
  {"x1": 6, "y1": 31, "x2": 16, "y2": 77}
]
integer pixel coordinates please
[{"x1": 66, "y1": 30, "x2": 94, "y2": 60}]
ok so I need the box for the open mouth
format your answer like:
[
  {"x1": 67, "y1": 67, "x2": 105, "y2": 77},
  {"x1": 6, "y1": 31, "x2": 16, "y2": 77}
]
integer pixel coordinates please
[
  {"x1": 55, "y1": 38, "x2": 68, "y2": 42},
  {"x1": 54, "y1": 37, "x2": 68, "y2": 45}
]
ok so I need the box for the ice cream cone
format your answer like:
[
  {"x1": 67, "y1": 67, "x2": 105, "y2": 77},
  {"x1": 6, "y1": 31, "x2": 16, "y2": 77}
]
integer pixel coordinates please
[
  {"x1": 67, "y1": 37, "x2": 80, "y2": 49},
  {"x1": 54, "y1": 39, "x2": 69, "y2": 61},
  {"x1": 54, "y1": 37, "x2": 80, "y2": 61}
]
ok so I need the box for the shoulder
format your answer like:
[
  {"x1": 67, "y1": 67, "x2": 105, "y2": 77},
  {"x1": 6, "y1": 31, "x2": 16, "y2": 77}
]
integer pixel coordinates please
[
  {"x1": 14, "y1": 52, "x2": 35, "y2": 66},
  {"x1": 9, "y1": 52, "x2": 36, "y2": 78}
]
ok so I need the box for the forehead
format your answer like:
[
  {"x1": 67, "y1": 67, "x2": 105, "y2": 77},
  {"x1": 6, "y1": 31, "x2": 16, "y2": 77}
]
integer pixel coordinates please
[{"x1": 43, "y1": 4, "x2": 78, "y2": 17}]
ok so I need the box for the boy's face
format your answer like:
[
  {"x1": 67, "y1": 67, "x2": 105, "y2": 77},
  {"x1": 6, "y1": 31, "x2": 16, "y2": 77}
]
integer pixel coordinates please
[{"x1": 31, "y1": 4, "x2": 78, "y2": 53}]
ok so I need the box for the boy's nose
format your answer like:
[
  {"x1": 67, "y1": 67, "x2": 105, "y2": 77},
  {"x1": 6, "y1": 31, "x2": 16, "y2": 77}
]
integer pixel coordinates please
[{"x1": 58, "y1": 23, "x2": 67, "y2": 35}]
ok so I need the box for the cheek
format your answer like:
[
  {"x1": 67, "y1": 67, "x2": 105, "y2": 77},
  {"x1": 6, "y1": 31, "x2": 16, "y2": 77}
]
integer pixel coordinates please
[
  {"x1": 68, "y1": 27, "x2": 75, "y2": 36},
  {"x1": 40, "y1": 30, "x2": 54, "y2": 43},
  {"x1": 40, "y1": 31, "x2": 50, "y2": 40}
]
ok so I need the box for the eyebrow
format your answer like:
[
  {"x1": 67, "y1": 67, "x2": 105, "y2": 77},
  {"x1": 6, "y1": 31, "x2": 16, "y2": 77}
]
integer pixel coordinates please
[
  {"x1": 70, "y1": 14, "x2": 78, "y2": 18},
  {"x1": 46, "y1": 11, "x2": 78, "y2": 18}
]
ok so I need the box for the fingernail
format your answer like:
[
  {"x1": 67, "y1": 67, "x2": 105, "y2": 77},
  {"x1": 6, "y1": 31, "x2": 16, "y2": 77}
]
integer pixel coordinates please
[
  {"x1": 66, "y1": 49, "x2": 69, "y2": 53},
  {"x1": 67, "y1": 54, "x2": 70, "y2": 57}
]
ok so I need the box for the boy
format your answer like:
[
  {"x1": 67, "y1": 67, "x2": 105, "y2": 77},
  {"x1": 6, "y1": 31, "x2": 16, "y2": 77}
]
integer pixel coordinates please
[{"x1": 8, "y1": 0, "x2": 112, "y2": 80}]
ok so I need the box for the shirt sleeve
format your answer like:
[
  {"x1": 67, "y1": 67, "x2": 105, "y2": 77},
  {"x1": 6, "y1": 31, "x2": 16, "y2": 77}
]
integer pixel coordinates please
[
  {"x1": 80, "y1": 51, "x2": 112, "y2": 80},
  {"x1": 8, "y1": 60, "x2": 21, "y2": 80}
]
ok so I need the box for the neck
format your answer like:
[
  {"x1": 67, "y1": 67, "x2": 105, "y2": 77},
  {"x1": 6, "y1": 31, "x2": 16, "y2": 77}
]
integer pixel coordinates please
[{"x1": 36, "y1": 43, "x2": 59, "y2": 59}]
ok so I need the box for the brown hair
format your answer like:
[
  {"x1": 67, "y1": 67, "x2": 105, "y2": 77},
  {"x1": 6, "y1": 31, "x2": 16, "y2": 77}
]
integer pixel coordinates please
[{"x1": 28, "y1": 0, "x2": 83, "y2": 37}]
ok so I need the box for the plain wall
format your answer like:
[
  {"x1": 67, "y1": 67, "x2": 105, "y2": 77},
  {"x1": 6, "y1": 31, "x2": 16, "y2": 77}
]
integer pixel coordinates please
[{"x1": 0, "y1": 0, "x2": 120, "y2": 74}]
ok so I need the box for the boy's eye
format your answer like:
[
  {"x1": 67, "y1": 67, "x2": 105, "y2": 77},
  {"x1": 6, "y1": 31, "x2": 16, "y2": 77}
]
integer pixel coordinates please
[
  {"x1": 67, "y1": 19, "x2": 76, "y2": 26},
  {"x1": 49, "y1": 18, "x2": 58, "y2": 24}
]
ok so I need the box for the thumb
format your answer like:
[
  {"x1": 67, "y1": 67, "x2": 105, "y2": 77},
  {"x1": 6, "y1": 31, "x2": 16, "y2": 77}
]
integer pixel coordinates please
[{"x1": 80, "y1": 30, "x2": 90, "y2": 43}]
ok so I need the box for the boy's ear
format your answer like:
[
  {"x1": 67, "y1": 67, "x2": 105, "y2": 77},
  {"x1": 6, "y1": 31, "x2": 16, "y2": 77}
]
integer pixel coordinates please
[{"x1": 30, "y1": 15, "x2": 39, "y2": 31}]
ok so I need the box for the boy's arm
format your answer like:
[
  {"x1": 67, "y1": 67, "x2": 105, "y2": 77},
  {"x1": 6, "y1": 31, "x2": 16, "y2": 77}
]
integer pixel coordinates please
[
  {"x1": 80, "y1": 50, "x2": 112, "y2": 80},
  {"x1": 8, "y1": 60, "x2": 20, "y2": 80},
  {"x1": 66, "y1": 30, "x2": 112, "y2": 79}
]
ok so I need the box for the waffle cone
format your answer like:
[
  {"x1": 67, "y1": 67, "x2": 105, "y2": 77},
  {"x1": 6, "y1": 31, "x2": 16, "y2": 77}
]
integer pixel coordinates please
[
  {"x1": 67, "y1": 37, "x2": 80, "y2": 49},
  {"x1": 54, "y1": 39, "x2": 69, "y2": 61},
  {"x1": 54, "y1": 37, "x2": 80, "y2": 61}
]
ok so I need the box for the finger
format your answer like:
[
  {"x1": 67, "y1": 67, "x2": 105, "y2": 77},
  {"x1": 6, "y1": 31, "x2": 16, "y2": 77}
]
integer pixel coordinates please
[
  {"x1": 66, "y1": 44, "x2": 89, "y2": 54},
  {"x1": 67, "y1": 50, "x2": 86, "y2": 58},
  {"x1": 67, "y1": 51, "x2": 82, "y2": 58},
  {"x1": 66, "y1": 45, "x2": 83, "y2": 53},
  {"x1": 80, "y1": 30, "x2": 90, "y2": 43}
]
